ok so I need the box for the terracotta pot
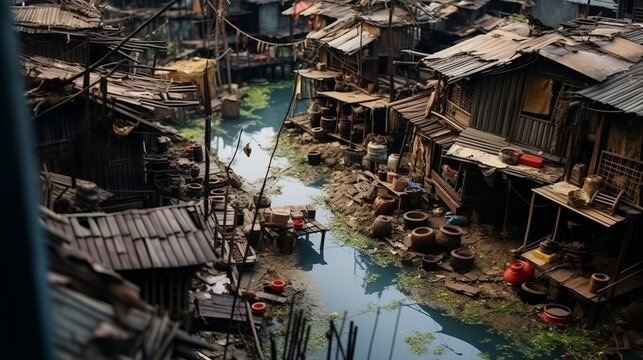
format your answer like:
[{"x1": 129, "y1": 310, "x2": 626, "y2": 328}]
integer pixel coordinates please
[
  {"x1": 307, "y1": 151, "x2": 322, "y2": 165},
  {"x1": 372, "y1": 215, "x2": 393, "y2": 237},
  {"x1": 422, "y1": 254, "x2": 442, "y2": 271},
  {"x1": 410, "y1": 227, "x2": 435, "y2": 253},
  {"x1": 310, "y1": 110, "x2": 322, "y2": 128},
  {"x1": 435, "y1": 225, "x2": 463, "y2": 251},
  {"x1": 392, "y1": 176, "x2": 409, "y2": 192},
  {"x1": 450, "y1": 248, "x2": 475, "y2": 272},
  {"x1": 271, "y1": 279, "x2": 285, "y2": 294},
  {"x1": 386, "y1": 171, "x2": 399, "y2": 183},
  {"x1": 503, "y1": 260, "x2": 534, "y2": 286},
  {"x1": 540, "y1": 304, "x2": 571, "y2": 325},
  {"x1": 251, "y1": 302, "x2": 267, "y2": 316},
  {"x1": 520, "y1": 282, "x2": 548, "y2": 305},
  {"x1": 186, "y1": 183, "x2": 203, "y2": 197},
  {"x1": 403, "y1": 211, "x2": 428, "y2": 230},
  {"x1": 589, "y1": 273, "x2": 610, "y2": 294},
  {"x1": 373, "y1": 195, "x2": 397, "y2": 215}
]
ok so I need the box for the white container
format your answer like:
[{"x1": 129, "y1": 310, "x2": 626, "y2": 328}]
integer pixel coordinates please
[{"x1": 387, "y1": 153, "x2": 400, "y2": 171}]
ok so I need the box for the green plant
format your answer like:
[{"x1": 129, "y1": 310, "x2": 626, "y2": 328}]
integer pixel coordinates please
[
  {"x1": 394, "y1": 270, "x2": 424, "y2": 292},
  {"x1": 528, "y1": 328, "x2": 604, "y2": 360},
  {"x1": 403, "y1": 331, "x2": 435, "y2": 356}
]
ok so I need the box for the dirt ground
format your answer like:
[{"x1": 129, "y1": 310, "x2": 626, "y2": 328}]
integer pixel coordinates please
[{"x1": 237, "y1": 124, "x2": 643, "y2": 360}]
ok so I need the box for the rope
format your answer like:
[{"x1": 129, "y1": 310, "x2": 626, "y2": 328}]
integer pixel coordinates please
[{"x1": 205, "y1": 0, "x2": 306, "y2": 47}]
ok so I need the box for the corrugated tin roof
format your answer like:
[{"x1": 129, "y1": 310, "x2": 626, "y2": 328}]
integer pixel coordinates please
[
  {"x1": 54, "y1": 204, "x2": 218, "y2": 270},
  {"x1": 326, "y1": 24, "x2": 378, "y2": 54},
  {"x1": 282, "y1": 0, "x2": 354, "y2": 18},
  {"x1": 359, "y1": 3, "x2": 439, "y2": 26},
  {"x1": 447, "y1": 128, "x2": 564, "y2": 183},
  {"x1": 390, "y1": 92, "x2": 457, "y2": 146},
  {"x1": 53, "y1": 286, "x2": 216, "y2": 360},
  {"x1": 421, "y1": 20, "x2": 643, "y2": 81},
  {"x1": 577, "y1": 61, "x2": 643, "y2": 116},
  {"x1": 11, "y1": 2, "x2": 107, "y2": 33},
  {"x1": 565, "y1": 0, "x2": 617, "y2": 10},
  {"x1": 22, "y1": 55, "x2": 198, "y2": 126}
]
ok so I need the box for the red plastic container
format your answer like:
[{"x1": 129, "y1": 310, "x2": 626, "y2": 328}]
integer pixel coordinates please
[
  {"x1": 251, "y1": 302, "x2": 267, "y2": 316},
  {"x1": 519, "y1": 154, "x2": 544, "y2": 168},
  {"x1": 503, "y1": 260, "x2": 534, "y2": 286},
  {"x1": 292, "y1": 218, "x2": 304, "y2": 230},
  {"x1": 271, "y1": 279, "x2": 285, "y2": 294}
]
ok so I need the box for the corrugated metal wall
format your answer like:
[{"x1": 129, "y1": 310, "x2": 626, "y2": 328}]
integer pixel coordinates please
[{"x1": 469, "y1": 69, "x2": 528, "y2": 137}]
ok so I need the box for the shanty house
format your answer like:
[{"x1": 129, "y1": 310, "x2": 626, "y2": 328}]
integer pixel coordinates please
[
  {"x1": 42, "y1": 208, "x2": 217, "y2": 355},
  {"x1": 23, "y1": 55, "x2": 198, "y2": 210},
  {"x1": 413, "y1": 18, "x2": 643, "y2": 218},
  {"x1": 45, "y1": 204, "x2": 219, "y2": 317}
]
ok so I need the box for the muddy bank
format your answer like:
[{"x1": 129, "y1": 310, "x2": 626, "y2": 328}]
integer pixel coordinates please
[{"x1": 270, "y1": 125, "x2": 625, "y2": 360}]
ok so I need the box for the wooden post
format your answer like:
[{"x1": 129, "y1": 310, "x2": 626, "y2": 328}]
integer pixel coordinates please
[{"x1": 387, "y1": 0, "x2": 395, "y2": 101}]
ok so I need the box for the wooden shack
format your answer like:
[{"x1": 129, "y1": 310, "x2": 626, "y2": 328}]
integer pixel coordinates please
[
  {"x1": 411, "y1": 18, "x2": 643, "y2": 219},
  {"x1": 22, "y1": 55, "x2": 198, "y2": 210},
  {"x1": 47, "y1": 204, "x2": 219, "y2": 317}
]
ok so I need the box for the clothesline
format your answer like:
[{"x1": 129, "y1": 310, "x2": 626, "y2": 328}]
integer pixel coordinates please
[
  {"x1": 219, "y1": 17, "x2": 306, "y2": 48},
  {"x1": 204, "y1": 0, "x2": 306, "y2": 48}
]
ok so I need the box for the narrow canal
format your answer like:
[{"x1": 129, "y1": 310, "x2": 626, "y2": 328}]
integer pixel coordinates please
[{"x1": 211, "y1": 83, "x2": 529, "y2": 359}]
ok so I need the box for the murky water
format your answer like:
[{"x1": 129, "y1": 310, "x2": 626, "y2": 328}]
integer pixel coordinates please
[{"x1": 212, "y1": 85, "x2": 529, "y2": 359}]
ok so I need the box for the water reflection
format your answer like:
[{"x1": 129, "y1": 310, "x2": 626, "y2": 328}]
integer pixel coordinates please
[{"x1": 213, "y1": 85, "x2": 530, "y2": 359}]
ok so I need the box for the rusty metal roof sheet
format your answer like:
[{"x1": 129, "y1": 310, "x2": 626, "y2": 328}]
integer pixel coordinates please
[
  {"x1": 577, "y1": 61, "x2": 643, "y2": 116},
  {"x1": 11, "y1": 2, "x2": 109, "y2": 33},
  {"x1": 282, "y1": 0, "x2": 354, "y2": 18},
  {"x1": 390, "y1": 92, "x2": 457, "y2": 146},
  {"x1": 447, "y1": 128, "x2": 564, "y2": 183},
  {"x1": 326, "y1": 24, "x2": 379, "y2": 54},
  {"x1": 422, "y1": 20, "x2": 643, "y2": 81},
  {"x1": 53, "y1": 285, "x2": 216, "y2": 360},
  {"x1": 359, "y1": 3, "x2": 439, "y2": 26},
  {"x1": 22, "y1": 55, "x2": 198, "y2": 125},
  {"x1": 56, "y1": 204, "x2": 218, "y2": 271}
]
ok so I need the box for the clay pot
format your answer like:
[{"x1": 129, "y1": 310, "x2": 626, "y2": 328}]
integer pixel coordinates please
[
  {"x1": 435, "y1": 225, "x2": 463, "y2": 251},
  {"x1": 386, "y1": 172, "x2": 399, "y2": 183},
  {"x1": 191, "y1": 165, "x2": 200, "y2": 178},
  {"x1": 403, "y1": 211, "x2": 428, "y2": 230},
  {"x1": 589, "y1": 273, "x2": 610, "y2": 294},
  {"x1": 520, "y1": 282, "x2": 548, "y2": 305},
  {"x1": 186, "y1": 183, "x2": 203, "y2": 197},
  {"x1": 410, "y1": 227, "x2": 435, "y2": 253},
  {"x1": 403, "y1": 185, "x2": 422, "y2": 211},
  {"x1": 581, "y1": 174, "x2": 603, "y2": 198},
  {"x1": 450, "y1": 248, "x2": 475, "y2": 272},
  {"x1": 251, "y1": 302, "x2": 267, "y2": 316},
  {"x1": 372, "y1": 215, "x2": 393, "y2": 237},
  {"x1": 271, "y1": 279, "x2": 285, "y2": 294},
  {"x1": 392, "y1": 176, "x2": 409, "y2": 192},
  {"x1": 307, "y1": 151, "x2": 322, "y2": 165},
  {"x1": 503, "y1": 260, "x2": 534, "y2": 286},
  {"x1": 422, "y1": 254, "x2": 442, "y2": 271},
  {"x1": 211, "y1": 195, "x2": 226, "y2": 210},
  {"x1": 540, "y1": 304, "x2": 571, "y2": 325},
  {"x1": 312, "y1": 127, "x2": 325, "y2": 140},
  {"x1": 321, "y1": 116, "x2": 337, "y2": 133},
  {"x1": 338, "y1": 120, "x2": 351, "y2": 139},
  {"x1": 373, "y1": 195, "x2": 397, "y2": 215},
  {"x1": 192, "y1": 144, "x2": 204, "y2": 162},
  {"x1": 377, "y1": 170, "x2": 388, "y2": 181},
  {"x1": 310, "y1": 110, "x2": 322, "y2": 128},
  {"x1": 498, "y1": 147, "x2": 521, "y2": 165}
]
